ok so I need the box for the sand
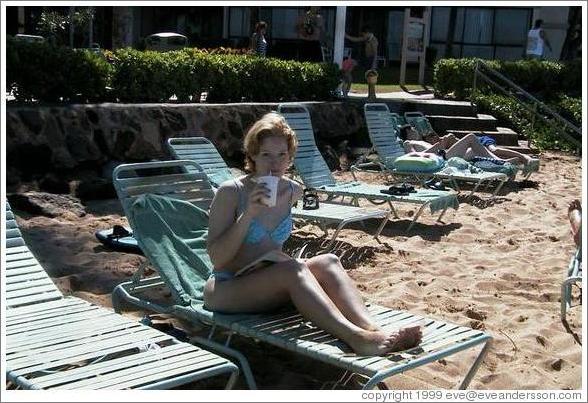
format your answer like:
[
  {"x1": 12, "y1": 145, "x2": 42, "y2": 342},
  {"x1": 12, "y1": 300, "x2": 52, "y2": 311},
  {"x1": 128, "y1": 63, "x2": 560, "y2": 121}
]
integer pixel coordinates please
[{"x1": 10, "y1": 150, "x2": 582, "y2": 390}]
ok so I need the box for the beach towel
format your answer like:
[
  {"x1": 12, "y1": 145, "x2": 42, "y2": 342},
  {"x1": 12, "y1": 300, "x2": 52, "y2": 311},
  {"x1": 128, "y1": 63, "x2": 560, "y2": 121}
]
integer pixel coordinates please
[
  {"x1": 130, "y1": 193, "x2": 212, "y2": 305},
  {"x1": 471, "y1": 157, "x2": 518, "y2": 179}
]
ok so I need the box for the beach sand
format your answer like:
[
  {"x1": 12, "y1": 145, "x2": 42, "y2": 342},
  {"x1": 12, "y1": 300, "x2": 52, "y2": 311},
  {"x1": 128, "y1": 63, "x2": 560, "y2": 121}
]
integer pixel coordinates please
[{"x1": 10, "y1": 150, "x2": 582, "y2": 390}]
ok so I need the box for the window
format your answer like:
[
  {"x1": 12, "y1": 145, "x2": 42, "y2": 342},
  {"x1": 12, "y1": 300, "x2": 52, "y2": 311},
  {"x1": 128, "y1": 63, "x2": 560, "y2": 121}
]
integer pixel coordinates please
[
  {"x1": 229, "y1": 7, "x2": 250, "y2": 37},
  {"x1": 429, "y1": 6, "x2": 532, "y2": 60}
]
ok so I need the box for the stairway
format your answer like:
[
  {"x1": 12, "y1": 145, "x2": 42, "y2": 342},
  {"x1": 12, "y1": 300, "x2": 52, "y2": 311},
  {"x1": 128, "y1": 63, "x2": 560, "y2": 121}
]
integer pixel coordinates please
[{"x1": 354, "y1": 96, "x2": 535, "y2": 153}]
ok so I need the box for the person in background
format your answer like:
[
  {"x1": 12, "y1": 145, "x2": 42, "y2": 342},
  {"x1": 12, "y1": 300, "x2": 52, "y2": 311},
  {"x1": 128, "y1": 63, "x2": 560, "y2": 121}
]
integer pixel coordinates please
[
  {"x1": 346, "y1": 26, "x2": 379, "y2": 71},
  {"x1": 250, "y1": 21, "x2": 268, "y2": 57},
  {"x1": 568, "y1": 199, "x2": 582, "y2": 247},
  {"x1": 340, "y1": 55, "x2": 357, "y2": 97},
  {"x1": 526, "y1": 19, "x2": 552, "y2": 60}
]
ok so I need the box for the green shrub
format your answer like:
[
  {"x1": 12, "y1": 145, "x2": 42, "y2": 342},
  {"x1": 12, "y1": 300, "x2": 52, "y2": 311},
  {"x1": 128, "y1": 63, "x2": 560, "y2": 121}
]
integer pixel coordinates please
[
  {"x1": 7, "y1": 36, "x2": 112, "y2": 102},
  {"x1": 434, "y1": 58, "x2": 582, "y2": 101},
  {"x1": 472, "y1": 92, "x2": 580, "y2": 152},
  {"x1": 7, "y1": 39, "x2": 340, "y2": 104}
]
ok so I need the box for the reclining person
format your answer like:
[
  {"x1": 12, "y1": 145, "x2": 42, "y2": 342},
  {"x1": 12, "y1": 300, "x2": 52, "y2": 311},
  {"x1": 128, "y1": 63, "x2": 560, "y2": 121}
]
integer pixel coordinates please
[
  {"x1": 203, "y1": 112, "x2": 422, "y2": 356},
  {"x1": 401, "y1": 129, "x2": 537, "y2": 168}
]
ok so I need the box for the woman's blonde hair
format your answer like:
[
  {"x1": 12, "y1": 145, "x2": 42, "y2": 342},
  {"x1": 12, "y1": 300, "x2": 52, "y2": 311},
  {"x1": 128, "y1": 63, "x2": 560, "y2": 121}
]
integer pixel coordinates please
[{"x1": 243, "y1": 112, "x2": 298, "y2": 172}]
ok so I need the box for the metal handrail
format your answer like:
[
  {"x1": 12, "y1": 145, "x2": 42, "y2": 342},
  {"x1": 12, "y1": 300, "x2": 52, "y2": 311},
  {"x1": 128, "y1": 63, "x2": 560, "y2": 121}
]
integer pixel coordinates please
[{"x1": 472, "y1": 60, "x2": 581, "y2": 150}]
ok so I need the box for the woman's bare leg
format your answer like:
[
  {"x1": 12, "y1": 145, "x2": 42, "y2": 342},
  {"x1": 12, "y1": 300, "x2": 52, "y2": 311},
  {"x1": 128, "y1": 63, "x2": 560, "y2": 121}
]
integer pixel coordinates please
[
  {"x1": 305, "y1": 254, "x2": 422, "y2": 351},
  {"x1": 204, "y1": 259, "x2": 422, "y2": 355},
  {"x1": 305, "y1": 254, "x2": 379, "y2": 331},
  {"x1": 444, "y1": 134, "x2": 496, "y2": 159},
  {"x1": 488, "y1": 145, "x2": 533, "y2": 165}
]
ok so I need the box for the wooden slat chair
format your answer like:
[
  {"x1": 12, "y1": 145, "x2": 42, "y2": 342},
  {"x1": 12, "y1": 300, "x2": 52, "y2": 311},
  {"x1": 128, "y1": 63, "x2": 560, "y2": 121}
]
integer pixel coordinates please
[
  {"x1": 111, "y1": 159, "x2": 492, "y2": 390},
  {"x1": 277, "y1": 103, "x2": 460, "y2": 232},
  {"x1": 4, "y1": 202, "x2": 239, "y2": 390},
  {"x1": 358, "y1": 103, "x2": 508, "y2": 199},
  {"x1": 167, "y1": 136, "x2": 390, "y2": 250}
]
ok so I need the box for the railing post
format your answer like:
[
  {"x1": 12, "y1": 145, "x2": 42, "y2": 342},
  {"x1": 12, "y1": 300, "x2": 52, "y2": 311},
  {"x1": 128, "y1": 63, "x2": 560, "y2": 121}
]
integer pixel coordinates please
[
  {"x1": 473, "y1": 61, "x2": 479, "y2": 94},
  {"x1": 529, "y1": 103, "x2": 538, "y2": 149}
]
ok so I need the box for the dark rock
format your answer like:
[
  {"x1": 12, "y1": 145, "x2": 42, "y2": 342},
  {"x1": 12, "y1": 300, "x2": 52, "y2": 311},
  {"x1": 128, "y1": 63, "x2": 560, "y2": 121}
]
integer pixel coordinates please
[
  {"x1": 39, "y1": 174, "x2": 70, "y2": 194},
  {"x1": 550, "y1": 358, "x2": 563, "y2": 371},
  {"x1": 7, "y1": 192, "x2": 86, "y2": 218},
  {"x1": 75, "y1": 178, "x2": 116, "y2": 201},
  {"x1": 19, "y1": 109, "x2": 44, "y2": 134}
]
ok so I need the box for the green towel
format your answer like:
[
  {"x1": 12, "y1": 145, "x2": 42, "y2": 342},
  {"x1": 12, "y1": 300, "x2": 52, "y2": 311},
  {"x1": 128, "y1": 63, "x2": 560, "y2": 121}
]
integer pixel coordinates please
[{"x1": 130, "y1": 194, "x2": 213, "y2": 305}]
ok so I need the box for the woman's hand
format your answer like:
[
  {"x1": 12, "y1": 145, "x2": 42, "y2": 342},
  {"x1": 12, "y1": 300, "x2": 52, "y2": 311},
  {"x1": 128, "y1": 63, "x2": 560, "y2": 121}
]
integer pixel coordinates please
[{"x1": 244, "y1": 182, "x2": 271, "y2": 218}]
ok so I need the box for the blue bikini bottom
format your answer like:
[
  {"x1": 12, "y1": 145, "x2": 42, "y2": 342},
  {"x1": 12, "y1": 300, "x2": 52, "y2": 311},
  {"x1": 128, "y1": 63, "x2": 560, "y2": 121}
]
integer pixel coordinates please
[{"x1": 208, "y1": 271, "x2": 235, "y2": 282}]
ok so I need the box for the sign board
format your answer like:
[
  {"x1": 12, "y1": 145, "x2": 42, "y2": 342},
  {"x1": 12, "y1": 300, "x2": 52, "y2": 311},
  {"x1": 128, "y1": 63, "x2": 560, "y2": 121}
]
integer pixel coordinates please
[
  {"x1": 399, "y1": 7, "x2": 430, "y2": 86},
  {"x1": 407, "y1": 21, "x2": 424, "y2": 54}
]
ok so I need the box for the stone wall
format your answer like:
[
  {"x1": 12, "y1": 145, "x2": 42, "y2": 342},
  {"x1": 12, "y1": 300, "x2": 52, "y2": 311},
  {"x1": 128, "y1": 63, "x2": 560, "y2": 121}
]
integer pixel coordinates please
[{"x1": 6, "y1": 102, "x2": 369, "y2": 189}]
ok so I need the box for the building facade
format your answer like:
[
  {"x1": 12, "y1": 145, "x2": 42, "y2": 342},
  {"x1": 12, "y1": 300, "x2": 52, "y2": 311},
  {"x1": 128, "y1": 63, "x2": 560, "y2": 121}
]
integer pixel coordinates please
[{"x1": 7, "y1": 5, "x2": 578, "y2": 62}]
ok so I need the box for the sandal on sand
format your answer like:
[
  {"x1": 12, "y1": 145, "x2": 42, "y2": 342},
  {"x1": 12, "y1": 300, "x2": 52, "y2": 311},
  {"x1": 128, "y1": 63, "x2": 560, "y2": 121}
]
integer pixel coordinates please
[
  {"x1": 425, "y1": 179, "x2": 447, "y2": 191},
  {"x1": 108, "y1": 224, "x2": 132, "y2": 240},
  {"x1": 380, "y1": 183, "x2": 415, "y2": 196}
]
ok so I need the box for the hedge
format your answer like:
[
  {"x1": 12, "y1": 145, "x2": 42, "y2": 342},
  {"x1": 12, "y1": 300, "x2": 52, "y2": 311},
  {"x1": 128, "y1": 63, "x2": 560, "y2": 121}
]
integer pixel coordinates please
[
  {"x1": 433, "y1": 58, "x2": 582, "y2": 101},
  {"x1": 472, "y1": 92, "x2": 580, "y2": 152},
  {"x1": 7, "y1": 36, "x2": 112, "y2": 103},
  {"x1": 7, "y1": 39, "x2": 340, "y2": 103}
]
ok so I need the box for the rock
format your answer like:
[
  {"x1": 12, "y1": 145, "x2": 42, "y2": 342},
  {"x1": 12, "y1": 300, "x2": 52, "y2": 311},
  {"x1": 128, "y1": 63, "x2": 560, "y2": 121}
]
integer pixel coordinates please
[
  {"x1": 39, "y1": 173, "x2": 71, "y2": 194},
  {"x1": 8, "y1": 192, "x2": 86, "y2": 218},
  {"x1": 465, "y1": 307, "x2": 487, "y2": 321},
  {"x1": 74, "y1": 178, "x2": 117, "y2": 201},
  {"x1": 550, "y1": 358, "x2": 563, "y2": 371}
]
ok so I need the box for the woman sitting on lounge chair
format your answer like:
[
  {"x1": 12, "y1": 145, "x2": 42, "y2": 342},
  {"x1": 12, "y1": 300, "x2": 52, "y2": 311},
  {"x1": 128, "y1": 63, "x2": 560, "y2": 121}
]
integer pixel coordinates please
[
  {"x1": 204, "y1": 112, "x2": 422, "y2": 356},
  {"x1": 401, "y1": 130, "x2": 537, "y2": 167}
]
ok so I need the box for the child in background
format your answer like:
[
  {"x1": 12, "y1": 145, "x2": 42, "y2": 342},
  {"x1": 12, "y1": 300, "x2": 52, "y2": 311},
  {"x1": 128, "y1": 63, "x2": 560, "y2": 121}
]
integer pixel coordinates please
[{"x1": 340, "y1": 56, "x2": 357, "y2": 97}]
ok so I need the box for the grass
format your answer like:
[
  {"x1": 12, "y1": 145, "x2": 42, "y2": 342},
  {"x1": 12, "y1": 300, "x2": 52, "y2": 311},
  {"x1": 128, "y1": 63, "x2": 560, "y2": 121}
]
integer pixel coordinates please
[{"x1": 349, "y1": 62, "x2": 435, "y2": 94}]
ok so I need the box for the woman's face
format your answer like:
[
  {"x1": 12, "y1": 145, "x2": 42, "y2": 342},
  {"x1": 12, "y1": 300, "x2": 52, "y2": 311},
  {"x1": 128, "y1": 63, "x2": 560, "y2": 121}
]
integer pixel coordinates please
[{"x1": 252, "y1": 135, "x2": 291, "y2": 176}]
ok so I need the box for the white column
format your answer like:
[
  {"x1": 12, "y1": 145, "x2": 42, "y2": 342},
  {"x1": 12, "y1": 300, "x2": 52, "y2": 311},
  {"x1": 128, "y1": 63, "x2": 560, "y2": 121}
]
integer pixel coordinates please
[
  {"x1": 223, "y1": 7, "x2": 229, "y2": 39},
  {"x1": 418, "y1": 7, "x2": 431, "y2": 85},
  {"x1": 18, "y1": 7, "x2": 25, "y2": 33},
  {"x1": 333, "y1": 6, "x2": 347, "y2": 67}
]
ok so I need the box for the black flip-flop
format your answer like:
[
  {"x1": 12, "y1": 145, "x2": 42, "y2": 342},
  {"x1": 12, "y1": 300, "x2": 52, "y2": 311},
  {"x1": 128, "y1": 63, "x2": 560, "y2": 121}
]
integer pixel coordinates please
[{"x1": 380, "y1": 186, "x2": 409, "y2": 196}]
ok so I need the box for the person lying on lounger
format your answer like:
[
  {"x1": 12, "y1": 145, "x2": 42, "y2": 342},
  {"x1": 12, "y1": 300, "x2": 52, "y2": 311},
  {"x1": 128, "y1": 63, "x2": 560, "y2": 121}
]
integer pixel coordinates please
[
  {"x1": 203, "y1": 112, "x2": 422, "y2": 356},
  {"x1": 400, "y1": 130, "x2": 537, "y2": 168}
]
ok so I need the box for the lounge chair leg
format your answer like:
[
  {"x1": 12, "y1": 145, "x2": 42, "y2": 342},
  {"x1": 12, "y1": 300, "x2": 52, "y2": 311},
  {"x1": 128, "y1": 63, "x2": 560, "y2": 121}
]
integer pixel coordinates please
[
  {"x1": 373, "y1": 213, "x2": 391, "y2": 243},
  {"x1": 492, "y1": 179, "x2": 506, "y2": 197},
  {"x1": 225, "y1": 368, "x2": 240, "y2": 390},
  {"x1": 387, "y1": 201, "x2": 400, "y2": 219},
  {"x1": 437, "y1": 206, "x2": 449, "y2": 223},
  {"x1": 457, "y1": 339, "x2": 492, "y2": 389},
  {"x1": 190, "y1": 334, "x2": 258, "y2": 390},
  {"x1": 467, "y1": 181, "x2": 482, "y2": 199},
  {"x1": 407, "y1": 204, "x2": 428, "y2": 233}
]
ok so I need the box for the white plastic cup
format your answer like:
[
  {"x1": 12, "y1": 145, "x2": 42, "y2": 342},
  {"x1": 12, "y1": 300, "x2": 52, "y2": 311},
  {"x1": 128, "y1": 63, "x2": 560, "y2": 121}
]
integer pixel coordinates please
[{"x1": 256, "y1": 175, "x2": 279, "y2": 207}]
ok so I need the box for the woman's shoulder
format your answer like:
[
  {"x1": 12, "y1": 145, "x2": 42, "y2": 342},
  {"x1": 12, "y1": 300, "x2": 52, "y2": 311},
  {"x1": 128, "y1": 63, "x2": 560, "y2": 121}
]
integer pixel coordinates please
[{"x1": 282, "y1": 177, "x2": 304, "y2": 200}]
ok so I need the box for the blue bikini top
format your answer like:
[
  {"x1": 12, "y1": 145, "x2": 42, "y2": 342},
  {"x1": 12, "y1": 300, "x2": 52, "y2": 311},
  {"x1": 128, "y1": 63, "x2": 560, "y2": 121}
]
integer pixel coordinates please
[{"x1": 235, "y1": 178, "x2": 294, "y2": 245}]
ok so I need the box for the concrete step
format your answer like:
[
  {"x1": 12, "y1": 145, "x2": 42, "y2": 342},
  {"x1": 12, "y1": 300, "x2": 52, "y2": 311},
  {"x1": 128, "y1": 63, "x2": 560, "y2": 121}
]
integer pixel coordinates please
[
  {"x1": 395, "y1": 98, "x2": 477, "y2": 117},
  {"x1": 446, "y1": 127, "x2": 519, "y2": 147},
  {"x1": 429, "y1": 114, "x2": 498, "y2": 134},
  {"x1": 350, "y1": 97, "x2": 477, "y2": 117}
]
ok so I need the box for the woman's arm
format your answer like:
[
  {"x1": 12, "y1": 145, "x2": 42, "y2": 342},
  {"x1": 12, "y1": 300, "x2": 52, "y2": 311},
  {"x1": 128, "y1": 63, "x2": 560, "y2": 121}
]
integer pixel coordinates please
[
  {"x1": 345, "y1": 33, "x2": 365, "y2": 43},
  {"x1": 207, "y1": 181, "x2": 269, "y2": 269}
]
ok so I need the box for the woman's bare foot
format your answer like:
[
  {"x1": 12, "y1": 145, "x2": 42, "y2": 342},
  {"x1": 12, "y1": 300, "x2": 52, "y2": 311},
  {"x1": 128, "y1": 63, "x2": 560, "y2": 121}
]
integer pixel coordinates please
[
  {"x1": 348, "y1": 326, "x2": 423, "y2": 356},
  {"x1": 568, "y1": 200, "x2": 582, "y2": 247}
]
